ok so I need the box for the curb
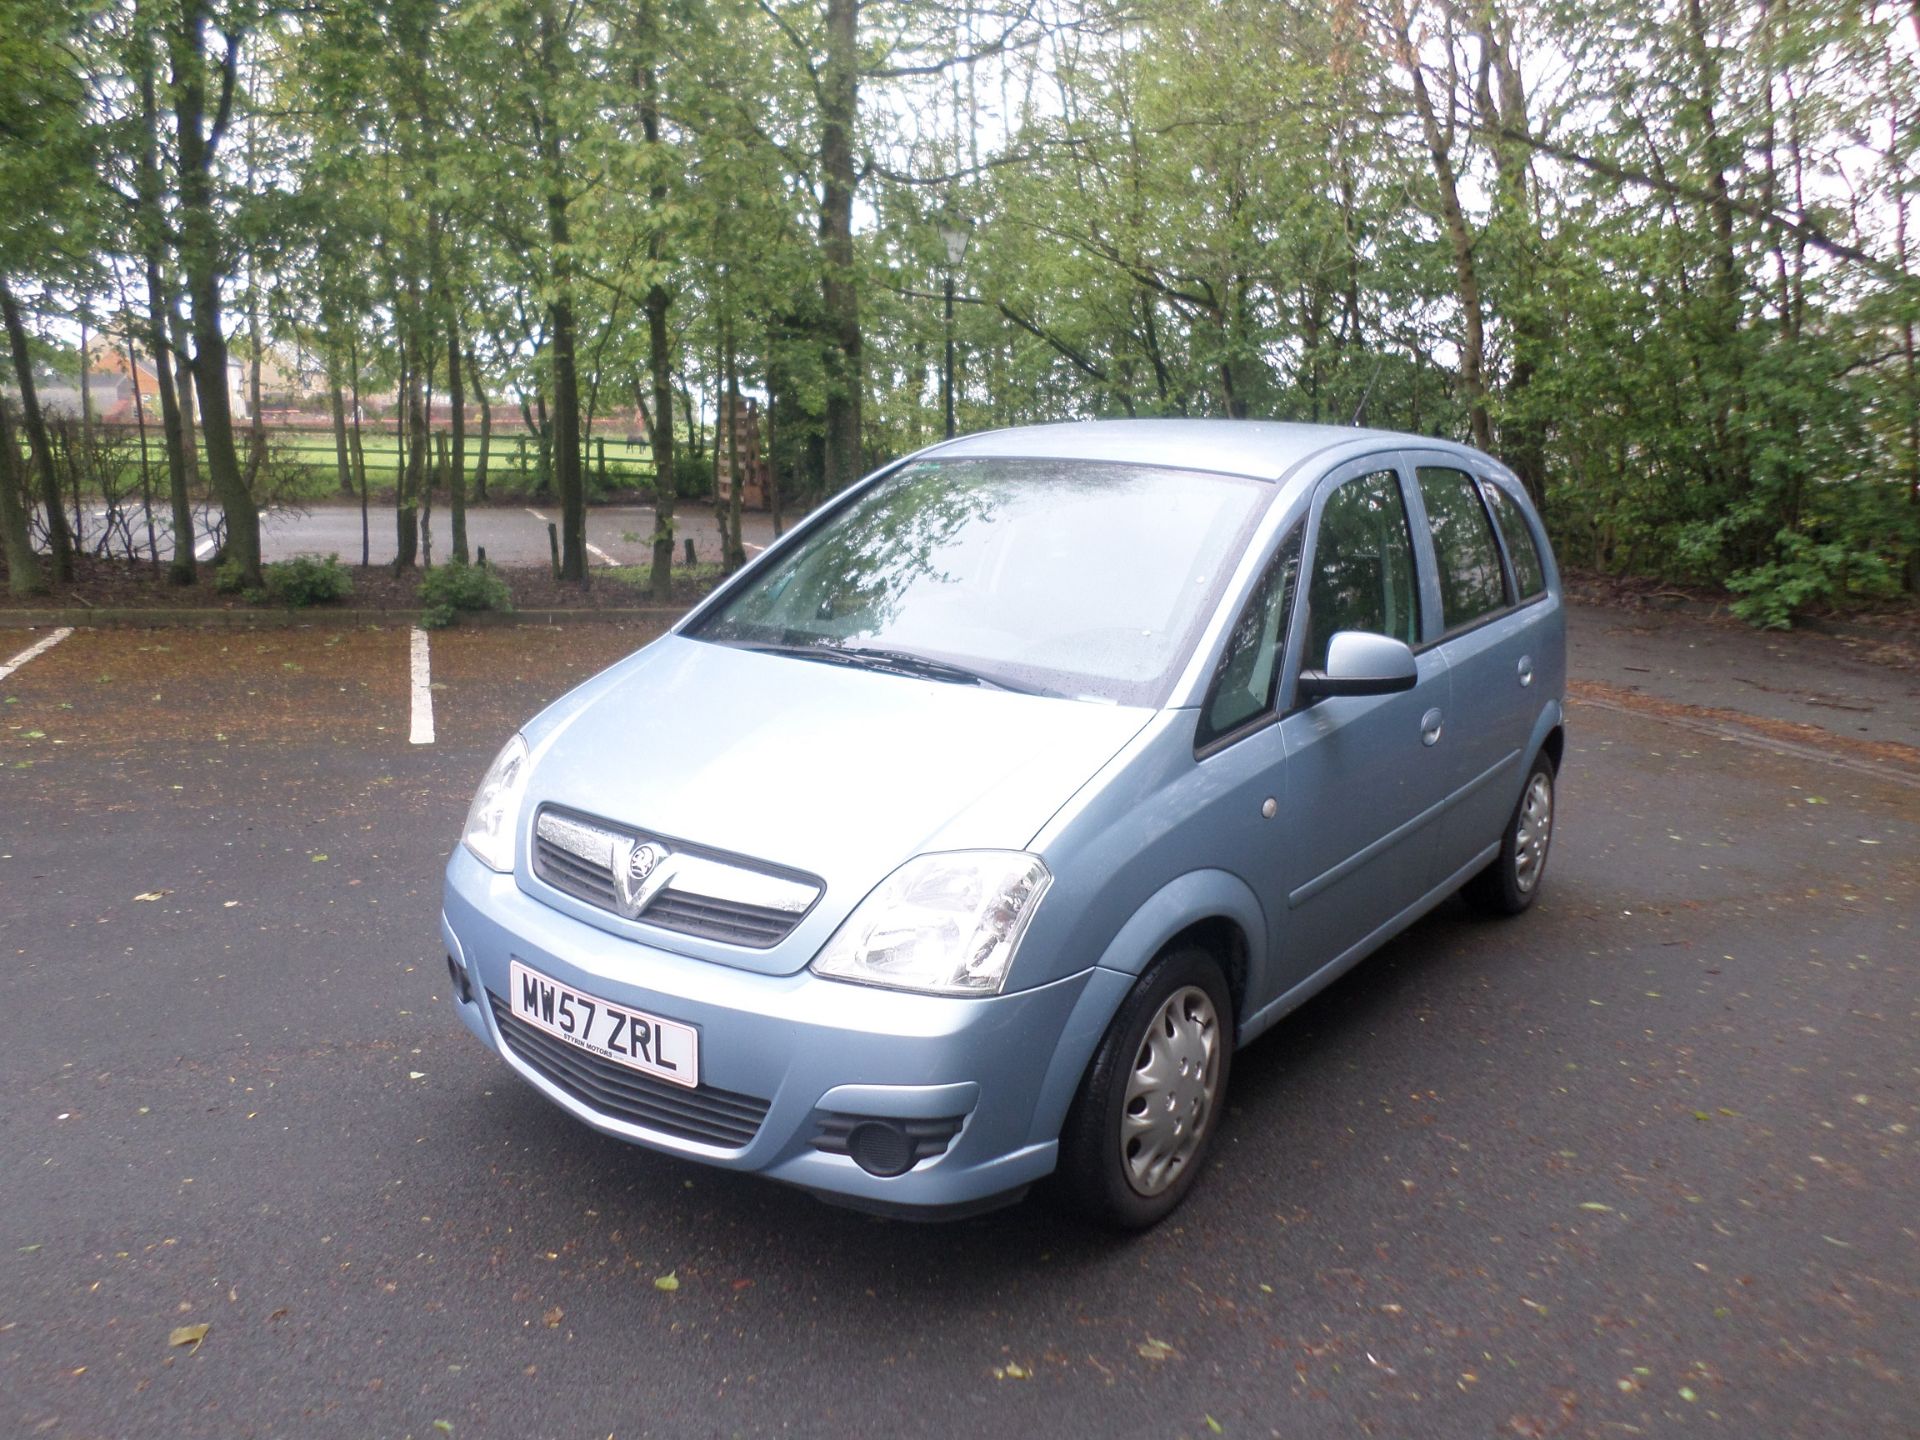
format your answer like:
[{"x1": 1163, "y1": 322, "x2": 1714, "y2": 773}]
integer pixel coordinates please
[{"x1": 0, "y1": 606, "x2": 689, "y2": 630}]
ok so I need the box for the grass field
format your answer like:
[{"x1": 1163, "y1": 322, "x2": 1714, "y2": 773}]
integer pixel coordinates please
[{"x1": 61, "y1": 426, "x2": 662, "y2": 505}]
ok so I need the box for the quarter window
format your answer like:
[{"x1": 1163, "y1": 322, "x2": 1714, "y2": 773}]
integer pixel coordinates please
[
  {"x1": 1306, "y1": 469, "x2": 1420, "y2": 670},
  {"x1": 1417, "y1": 467, "x2": 1509, "y2": 630},
  {"x1": 1481, "y1": 482, "x2": 1547, "y2": 599},
  {"x1": 1199, "y1": 527, "x2": 1302, "y2": 747}
]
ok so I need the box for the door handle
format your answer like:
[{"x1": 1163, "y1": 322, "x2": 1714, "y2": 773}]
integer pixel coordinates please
[
  {"x1": 1518, "y1": 655, "x2": 1534, "y2": 687},
  {"x1": 1420, "y1": 707, "x2": 1444, "y2": 746}
]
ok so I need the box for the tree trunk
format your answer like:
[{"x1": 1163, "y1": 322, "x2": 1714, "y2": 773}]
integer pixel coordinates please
[
  {"x1": 169, "y1": 4, "x2": 260, "y2": 583},
  {"x1": 468, "y1": 345, "x2": 491, "y2": 501},
  {"x1": 725, "y1": 338, "x2": 745, "y2": 572},
  {"x1": 0, "y1": 279, "x2": 75, "y2": 581},
  {"x1": 0, "y1": 400, "x2": 44, "y2": 595},
  {"x1": 395, "y1": 340, "x2": 423, "y2": 568},
  {"x1": 818, "y1": 0, "x2": 863, "y2": 493},
  {"x1": 172, "y1": 306, "x2": 199, "y2": 490},
  {"x1": 1389, "y1": 1, "x2": 1490, "y2": 451},
  {"x1": 448, "y1": 313, "x2": 468, "y2": 563},
  {"x1": 141, "y1": 271, "x2": 195, "y2": 584},
  {"x1": 124, "y1": 328, "x2": 159, "y2": 564},
  {"x1": 637, "y1": 0, "x2": 676, "y2": 602},
  {"x1": 79, "y1": 318, "x2": 94, "y2": 451},
  {"x1": 349, "y1": 335, "x2": 368, "y2": 567},
  {"x1": 329, "y1": 364, "x2": 354, "y2": 497},
  {"x1": 245, "y1": 284, "x2": 266, "y2": 489},
  {"x1": 1476, "y1": 7, "x2": 1549, "y2": 507},
  {"x1": 135, "y1": 42, "x2": 194, "y2": 583}
]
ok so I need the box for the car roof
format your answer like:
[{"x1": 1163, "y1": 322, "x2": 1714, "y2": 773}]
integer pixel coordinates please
[{"x1": 923, "y1": 418, "x2": 1488, "y2": 484}]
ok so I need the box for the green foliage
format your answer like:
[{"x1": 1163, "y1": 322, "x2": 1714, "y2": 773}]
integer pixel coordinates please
[
  {"x1": 1728, "y1": 532, "x2": 1904, "y2": 630},
  {"x1": 20, "y1": 0, "x2": 1919, "y2": 621},
  {"x1": 417, "y1": 560, "x2": 511, "y2": 627},
  {"x1": 263, "y1": 554, "x2": 354, "y2": 607},
  {"x1": 671, "y1": 451, "x2": 712, "y2": 501},
  {"x1": 212, "y1": 558, "x2": 248, "y2": 595}
]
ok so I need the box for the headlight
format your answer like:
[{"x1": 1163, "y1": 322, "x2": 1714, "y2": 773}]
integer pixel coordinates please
[
  {"x1": 462, "y1": 733, "x2": 530, "y2": 872},
  {"x1": 811, "y1": 851, "x2": 1051, "y2": 996}
]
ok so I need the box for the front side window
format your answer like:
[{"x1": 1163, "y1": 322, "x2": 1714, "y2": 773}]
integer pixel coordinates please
[
  {"x1": 690, "y1": 458, "x2": 1271, "y2": 706},
  {"x1": 1199, "y1": 527, "x2": 1302, "y2": 748},
  {"x1": 1418, "y1": 466, "x2": 1510, "y2": 630},
  {"x1": 1305, "y1": 468, "x2": 1420, "y2": 670},
  {"x1": 1481, "y1": 482, "x2": 1547, "y2": 599}
]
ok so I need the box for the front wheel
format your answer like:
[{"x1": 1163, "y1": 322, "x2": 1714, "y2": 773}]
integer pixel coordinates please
[
  {"x1": 1463, "y1": 752, "x2": 1556, "y2": 915},
  {"x1": 1058, "y1": 946, "x2": 1233, "y2": 1229}
]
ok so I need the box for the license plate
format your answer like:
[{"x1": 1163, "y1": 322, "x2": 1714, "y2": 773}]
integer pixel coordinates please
[{"x1": 508, "y1": 959, "x2": 700, "y2": 1090}]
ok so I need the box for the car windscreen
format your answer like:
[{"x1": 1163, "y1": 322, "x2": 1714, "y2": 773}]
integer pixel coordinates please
[{"x1": 687, "y1": 457, "x2": 1272, "y2": 706}]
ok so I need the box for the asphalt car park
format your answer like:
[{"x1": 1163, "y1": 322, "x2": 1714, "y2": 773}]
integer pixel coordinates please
[{"x1": 1, "y1": 609, "x2": 1915, "y2": 1439}]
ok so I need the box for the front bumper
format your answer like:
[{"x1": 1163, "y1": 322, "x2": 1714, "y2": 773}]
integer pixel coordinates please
[{"x1": 440, "y1": 846, "x2": 1130, "y2": 1211}]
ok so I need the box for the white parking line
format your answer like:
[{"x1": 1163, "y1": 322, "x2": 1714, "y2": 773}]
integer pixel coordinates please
[
  {"x1": 0, "y1": 628, "x2": 75, "y2": 682},
  {"x1": 193, "y1": 532, "x2": 218, "y2": 562},
  {"x1": 524, "y1": 507, "x2": 616, "y2": 566},
  {"x1": 409, "y1": 627, "x2": 435, "y2": 745}
]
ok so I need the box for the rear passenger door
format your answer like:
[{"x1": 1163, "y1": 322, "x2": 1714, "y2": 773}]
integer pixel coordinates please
[{"x1": 1403, "y1": 455, "x2": 1545, "y2": 884}]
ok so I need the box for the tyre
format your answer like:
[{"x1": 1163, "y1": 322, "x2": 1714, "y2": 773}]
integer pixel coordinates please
[
  {"x1": 1462, "y1": 752, "x2": 1556, "y2": 915},
  {"x1": 1058, "y1": 946, "x2": 1233, "y2": 1229}
]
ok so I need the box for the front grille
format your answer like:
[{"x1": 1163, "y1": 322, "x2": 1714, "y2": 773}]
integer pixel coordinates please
[
  {"x1": 533, "y1": 833, "x2": 619, "y2": 908},
  {"x1": 490, "y1": 993, "x2": 770, "y2": 1149},
  {"x1": 640, "y1": 891, "x2": 798, "y2": 947},
  {"x1": 531, "y1": 808, "x2": 819, "y2": 950}
]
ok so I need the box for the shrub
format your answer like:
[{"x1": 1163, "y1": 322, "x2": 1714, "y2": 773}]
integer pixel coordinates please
[
  {"x1": 262, "y1": 554, "x2": 354, "y2": 608},
  {"x1": 418, "y1": 560, "x2": 512, "y2": 628},
  {"x1": 672, "y1": 450, "x2": 712, "y2": 500},
  {"x1": 212, "y1": 557, "x2": 247, "y2": 594}
]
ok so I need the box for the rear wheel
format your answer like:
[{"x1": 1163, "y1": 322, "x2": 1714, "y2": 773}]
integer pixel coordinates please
[
  {"x1": 1058, "y1": 946, "x2": 1233, "y2": 1229},
  {"x1": 1463, "y1": 752, "x2": 1556, "y2": 915}
]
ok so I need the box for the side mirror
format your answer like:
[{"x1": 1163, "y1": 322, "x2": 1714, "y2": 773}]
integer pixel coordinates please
[{"x1": 1295, "y1": 631, "x2": 1419, "y2": 701}]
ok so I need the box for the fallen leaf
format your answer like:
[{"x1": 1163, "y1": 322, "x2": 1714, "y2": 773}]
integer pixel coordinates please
[
  {"x1": 654, "y1": 1272, "x2": 680, "y2": 1292},
  {"x1": 1579, "y1": 1202, "x2": 1614, "y2": 1213},
  {"x1": 133, "y1": 890, "x2": 170, "y2": 902},
  {"x1": 1206, "y1": 1416, "x2": 1224, "y2": 1434},
  {"x1": 1136, "y1": 1337, "x2": 1176, "y2": 1362},
  {"x1": 408, "y1": 1071, "x2": 427, "y2": 1080},
  {"x1": 168, "y1": 1323, "x2": 209, "y2": 1350},
  {"x1": 542, "y1": 1306, "x2": 564, "y2": 1328},
  {"x1": 993, "y1": 1362, "x2": 1031, "y2": 1380}
]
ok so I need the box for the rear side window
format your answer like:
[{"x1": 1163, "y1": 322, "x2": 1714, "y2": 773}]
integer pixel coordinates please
[
  {"x1": 1306, "y1": 469, "x2": 1420, "y2": 669},
  {"x1": 1417, "y1": 466, "x2": 1509, "y2": 630},
  {"x1": 1481, "y1": 482, "x2": 1547, "y2": 599},
  {"x1": 1199, "y1": 527, "x2": 1302, "y2": 748}
]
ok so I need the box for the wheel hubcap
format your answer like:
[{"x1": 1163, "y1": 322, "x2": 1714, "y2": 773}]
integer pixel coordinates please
[
  {"x1": 1514, "y1": 771, "x2": 1554, "y2": 894},
  {"x1": 1120, "y1": 985, "x2": 1222, "y2": 1197}
]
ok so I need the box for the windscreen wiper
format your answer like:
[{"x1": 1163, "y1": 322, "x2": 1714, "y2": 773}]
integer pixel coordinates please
[
  {"x1": 721, "y1": 638, "x2": 1042, "y2": 694},
  {"x1": 838, "y1": 646, "x2": 1043, "y2": 694}
]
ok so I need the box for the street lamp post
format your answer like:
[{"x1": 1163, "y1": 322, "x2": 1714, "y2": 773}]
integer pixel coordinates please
[{"x1": 938, "y1": 219, "x2": 970, "y2": 439}]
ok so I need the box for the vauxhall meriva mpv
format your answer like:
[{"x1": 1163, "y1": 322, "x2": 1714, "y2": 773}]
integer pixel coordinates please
[{"x1": 441, "y1": 420, "x2": 1565, "y2": 1227}]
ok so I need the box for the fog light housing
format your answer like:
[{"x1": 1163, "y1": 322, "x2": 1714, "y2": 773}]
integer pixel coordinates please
[
  {"x1": 446, "y1": 954, "x2": 473, "y2": 1005},
  {"x1": 847, "y1": 1122, "x2": 913, "y2": 1177},
  {"x1": 811, "y1": 1111, "x2": 966, "y2": 1176}
]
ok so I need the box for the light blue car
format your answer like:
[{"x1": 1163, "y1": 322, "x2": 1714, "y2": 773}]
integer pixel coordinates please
[{"x1": 441, "y1": 420, "x2": 1565, "y2": 1226}]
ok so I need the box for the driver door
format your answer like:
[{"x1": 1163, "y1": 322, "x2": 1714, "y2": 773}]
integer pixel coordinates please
[{"x1": 1272, "y1": 457, "x2": 1453, "y2": 982}]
